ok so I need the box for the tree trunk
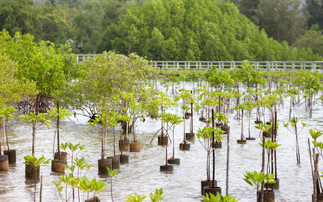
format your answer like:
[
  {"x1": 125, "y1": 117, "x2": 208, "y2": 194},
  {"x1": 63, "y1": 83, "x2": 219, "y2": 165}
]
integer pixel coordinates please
[
  {"x1": 3, "y1": 119, "x2": 7, "y2": 151},
  {"x1": 57, "y1": 102, "x2": 60, "y2": 160},
  {"x1": 32, "y1": 119, "x2": 36, "y2": 155}
]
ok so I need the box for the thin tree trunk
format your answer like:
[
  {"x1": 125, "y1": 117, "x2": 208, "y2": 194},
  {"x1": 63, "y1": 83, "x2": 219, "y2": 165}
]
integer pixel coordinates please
[
  {"x1": 294, "y1": 116, "x2": 300, "y2": 164},
  {"x1": 111, "y1": 177, "x2": 114, "y2": 202},
  {"x1": 310, "y1": 94, "x2": 313, "y2": 118},
  {"x1": 32, "y1": 119, "x2": 36, "y2": 155},
  {"x1": 241, "y1": 109, "x2": 244, "y2": 139},
  {"x1": 183, "y1": 108, "x2": 186, "y2": 142},
  {"x1": 3, "y1": 119, "x2": 6, "y2": 151},
  {"x1": 113, "y1": 127, "x2": 116, "y2": 156},
  {"x1": 248, "y1": 111, "x2": 251, "y2": 138},
  {"x1": 212, "y1": 110, "x2": 215, "y2": 189},
  {"x1": 226, "y1": 122, "x2": 230, "y2": 195},
  {"x1": 172, "y1": 129, "x2": 175, "y2": 159},
  {"x1": 274, "y1": 110, "x2": 278, "y2": 180},
  {"x1": 289, "y1": 96, "x2": 294, "y2": 120},
  {"x1": 261, "y1": 135, "x2": 265, "y2": 202},
  {"x1": 57, "y1": 102, "x2": 60, "y2": 160},
  {"x1": 190, "y1": 102, "x2": 193, "y2": 133},
  {"x1": 40, "y1": 175, "x2": 43, "y2": 202}
]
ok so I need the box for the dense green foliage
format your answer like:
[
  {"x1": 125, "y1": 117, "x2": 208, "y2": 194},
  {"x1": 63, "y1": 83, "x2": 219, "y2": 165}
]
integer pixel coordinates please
[
  {"x1": 0, "y1": 30, "x2": 76, "y2": 96},
  {"x1": 98, "y1": 0, "x2": 322, "y2": 61},
  {"x1": 231, "y1": 0, "x2": 307, "y2": 45},
  {"x1": 0, "y1": 0, "x2": 42, "y2": 41},
  {"x1": 293, "y1": 24, "x2": 323, "y2": 56},
  {"x1": 1, "y1": 0, "x2": 323, "y2": 59},
  {"x1": 306, "y1": 0, "x2": 323, "y2": 30}
]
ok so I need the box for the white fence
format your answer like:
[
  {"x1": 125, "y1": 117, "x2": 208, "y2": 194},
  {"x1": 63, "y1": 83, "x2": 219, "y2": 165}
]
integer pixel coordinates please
[{"x1": 75, "y1": 54, "x2": 323, "y2": 71}]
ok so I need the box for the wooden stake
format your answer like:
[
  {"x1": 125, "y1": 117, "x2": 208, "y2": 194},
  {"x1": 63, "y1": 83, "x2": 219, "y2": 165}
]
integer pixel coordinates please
[{"x1": 40, "y1": 175, "x2": 43, "y2": 202}]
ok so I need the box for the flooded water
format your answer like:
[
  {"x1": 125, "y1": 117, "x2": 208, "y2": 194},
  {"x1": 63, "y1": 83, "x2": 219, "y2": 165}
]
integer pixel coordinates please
[{"x1": 0, "y1": 82, "x2": 321, "y2": 202}]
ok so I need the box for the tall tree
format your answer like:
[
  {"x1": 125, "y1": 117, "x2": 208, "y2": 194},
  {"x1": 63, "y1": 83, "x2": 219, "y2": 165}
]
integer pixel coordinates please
[
  {"x1": 38, "y1": 2, "x2": 73, "y2": 45},
  {"x1": 232, "y1": 0, "x2": 307, "y2": 45},
  {"x1": 0, "y1": 0, "x2": 42, "y2": 41},
  {"x1": 306, "y1": 0, "x2": 323, "y2": 29},
  {"x1": 293, "y1": 24, "x2": 323, "y2": 56},
  {"x1": 98, "y1": 0, "x2": 321, "y2": 61}
]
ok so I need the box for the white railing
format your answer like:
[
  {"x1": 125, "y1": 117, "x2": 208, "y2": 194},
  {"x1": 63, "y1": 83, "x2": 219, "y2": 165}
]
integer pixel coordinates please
[{"x1": 75, "y1": 54, "x2": 323, "y2": 71}]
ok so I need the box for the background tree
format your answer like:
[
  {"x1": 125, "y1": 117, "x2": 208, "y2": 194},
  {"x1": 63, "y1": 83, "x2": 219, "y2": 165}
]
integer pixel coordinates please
[
  {"x1": 293, "y1": 24, "x2": 323, "y2": 56},
  {"x1": 98, "y1": 0, "x2": 320, "y2": 61},
  {"x1": 231, "y1": 0, "x2": 307, "y2": 45},
  {"x1": 0, "y1": 0, "x2": 42, "y2": 41},
  {"x1": 38, "y1": 2, "x2": 74, "y2": 46},
  {"x1": 0, "y1": 30, "x2": 77, "y2": 112},
  {"x1": 306, "y1": 0, "x2": 323, "y2": 30}
]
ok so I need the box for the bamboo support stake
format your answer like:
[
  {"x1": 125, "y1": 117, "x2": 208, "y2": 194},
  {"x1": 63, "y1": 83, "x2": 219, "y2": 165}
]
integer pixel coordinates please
[
  {"x1": 309, "y1": 139, "x2": 314, "y2": 182},
  {"x1": 40, "y1": 175, "x2": 43, "y2": 202}
]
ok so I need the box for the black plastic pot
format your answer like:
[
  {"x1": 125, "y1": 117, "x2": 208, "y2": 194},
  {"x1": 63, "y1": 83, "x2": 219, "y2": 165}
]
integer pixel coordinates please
[
  {"x1": 98, "y1": 159, "x2": 112, "y2": 175},
  {"x1": 168, "y1": 158, "x2": 180, "y2": 165},
  {"x1": 158, "y1": 135, "x2": 168, "y2": 145},
  {"x1": 237, "y1": 139, "x2": 247, "y2": 144},
  {"x1": 185, "y1": 132, "x2": 195, "y2": 140},
  {"x1": 119, "y1": 138, "x2": 130, "y2": 151},
  {"x1": 263, "y1": 131, "x2": 272, "y2": 138},
  {"x1": 255, "y1": 120, "x2": 263, "y2": 124},
  {"x1": 184, "y1": 112, "x2": 191, "y2": 119},
  {"x1": 106, "y1": 156, "x2": 120, "y2": 170},
  {"x1": 119, "y1": 154, "x2": 129, "y2": 164},
  {"x1": 216, "y1": 122, "x2": 223, "y2": 127},
  {"x1": 199, "y1": 117, "x2": 207, "y2": 122},
  {"x1": 54, "y1": 152, "x2": 67, "y2": 164},
  {"x1": 221, "y1": 126, "x2": 230, "y2": 135},
  {"x1": 201, "y1": 180, "x2": 217, "y2": 195},
  {"x1": 212, "y1": 141, "x2": 222, "y2": 149},
  {"x1": 85, "y1": 196, "x2": 100, "y2": 202},
  {"x1": 25, "y1": 164, "x2": 39, "y2": 180},
  {"x1": 313, "y1": 193, "x2": 323, "y2": 202},
  {"x1": 246, "y1": 137, "x2": 256, "y2": 140},
  {"x1": 160, "y1": 164, "x2": 173, "y2": 172},
  {"x1": 204, "y1": 186, "x2": 221, "y2": 196},
  {"x1": 51, "y1": 159, "x2": 65, "y2": 173},
  {"x1": 4, "y1": 150, "x2": 16, "y2": 164},
  {"x1": 179, "y1": 142, "x2": 190, "y2": 151},
  {"x1": 130, "y1": 142, "x2": 141, "y2": 152},
  {"x1": 266, "y1": 178, "x2": 279, "y2": 189},
  {"x1": 0, "y1": 155, "x2": 9, "y2": 171},
  {"x1": 257, "y1": 190, "x2": 275, "y2": 202}
]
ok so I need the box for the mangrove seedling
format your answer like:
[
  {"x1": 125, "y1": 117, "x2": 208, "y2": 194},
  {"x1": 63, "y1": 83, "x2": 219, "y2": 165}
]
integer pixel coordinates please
[
  {"x1": 150, "y1": 188, "x2": 165, "y2": 202},
  {"x1": 174, "y1": 89, "x2": 195, "y2": 145},
  {"x1": 259, "y1": 139, "x2": 281, "y2": 174},
  {"x1": 243, "y1": 170, "x2": 276, "y2": 191},
  {"x1": 76, "y1": 176, "x2": 107, "y2": 201},
  {"x1": 310, "y1": 129, "x2": 323, "y2": 143},
  {"x1": 197, "y1": 126, "x2": 224, "y2": 188},
  {"x1": 125, "y1": 193, "x2": 147, "y2": 202},
  {"x1": 203, "y1": 192, "x2": 240, "y2": 202},
  {"x1": 24, "y1": 154, "x2": 50, "y2": 202},
  {"x1": 255, "y1": 122, "x2": 273, "y2": 138},
  {"x1": 284, "y1": 116, "x2": 306, "y2": 164},
  {"x1": 47, "y1": 107, "x2": 72, "y2": 160},
  {"x1": 244, "y1": 101, "x2": 257, "y2": 140},
  {"x1": 60, "y1": 142, "x2": 84, "y2": 167},
  {"x1": 161, "y1": 113, "x2": 183, "y2": 163},
  {"x1": 107, "y1": 167, "x2": 119, "y2": 202},
  {"x1": 54, "y1": 173, "x2": 79, "y2": 202},
  {"x1": 0, "y1": 106, "x2": 17, "y2": 152},
  {"x1": 20, "y1": 112, "x2": 51, "y2": 155}
]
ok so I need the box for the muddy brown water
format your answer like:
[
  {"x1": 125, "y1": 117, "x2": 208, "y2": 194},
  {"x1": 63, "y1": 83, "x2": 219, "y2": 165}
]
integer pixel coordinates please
[{"x1": 0, "y1": 83, "x2": 321, "y2": 202}]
